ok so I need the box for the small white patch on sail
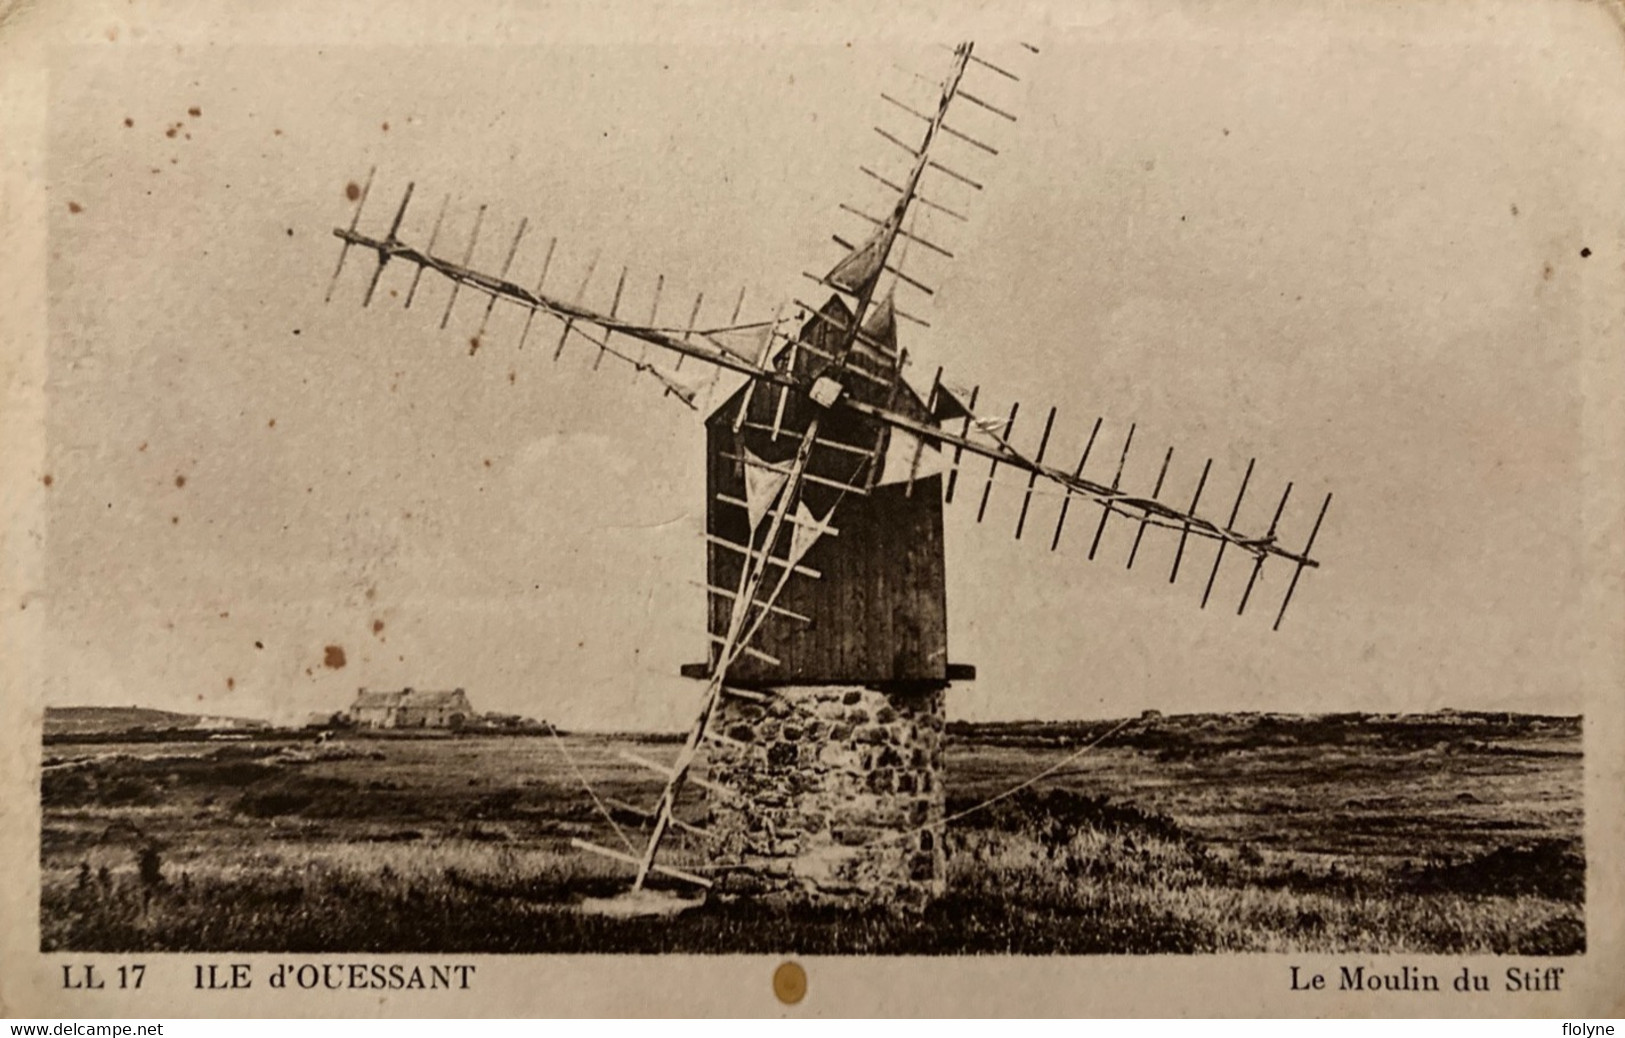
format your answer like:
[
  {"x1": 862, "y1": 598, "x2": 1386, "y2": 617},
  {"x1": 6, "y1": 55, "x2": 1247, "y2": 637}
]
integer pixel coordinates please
[
  {"x1": 875, "y1": 427, "x2": 946, "y2": 487},
  {"x1": 787, "y1": 501, "x2": 835, "y2": 568},
  {"x1": 706, "y1": 323, "x2": 776, "y2": 363},
  {"x1": 741, "y1": 448, "x2": 792, "y2": 532}
]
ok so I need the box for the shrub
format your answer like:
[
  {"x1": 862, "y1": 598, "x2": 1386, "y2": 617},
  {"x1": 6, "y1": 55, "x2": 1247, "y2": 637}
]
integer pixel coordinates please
[
  {"x1": 1408, "y1": 839, "x2": 1584, "y2": 902},
  {"x1": 236, "y1": 791, "x2": 312, "y2": 817},
  {"x1": 137, "y1": 845, "x2": 164, "y2": 889}
]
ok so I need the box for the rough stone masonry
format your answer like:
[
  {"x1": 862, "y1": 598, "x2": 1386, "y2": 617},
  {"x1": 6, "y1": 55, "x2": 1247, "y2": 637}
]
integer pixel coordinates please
[{"x1": 704, "y1": 683, "x2": 947, "y2": 907}]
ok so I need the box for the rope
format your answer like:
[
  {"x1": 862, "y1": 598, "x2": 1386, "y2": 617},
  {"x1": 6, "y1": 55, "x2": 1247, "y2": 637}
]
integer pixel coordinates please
[
  {"x1": 876, "y1": 714, "x2": 1140, "y2": 846},
  {"x1": 680, "y1": 714, "x2": 1141, "y2": 872},
  {"x1": 548, "y1": 437, "x2": 1140, "y2": 875},
  {"x1": 543, "y1": 721, "x2": 638, "y2": 856}
]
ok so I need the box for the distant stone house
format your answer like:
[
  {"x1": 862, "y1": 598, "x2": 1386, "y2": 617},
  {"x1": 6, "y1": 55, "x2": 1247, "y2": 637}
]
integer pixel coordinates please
[{"x1": 347, "y1": 687, "x2": 474, "y2": 729}]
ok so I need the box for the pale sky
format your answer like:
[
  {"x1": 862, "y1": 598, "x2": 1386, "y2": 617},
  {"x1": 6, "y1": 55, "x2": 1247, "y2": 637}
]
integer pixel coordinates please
[{"x1": 30, "y1": 0, "x2": 1622, "y2": 728}]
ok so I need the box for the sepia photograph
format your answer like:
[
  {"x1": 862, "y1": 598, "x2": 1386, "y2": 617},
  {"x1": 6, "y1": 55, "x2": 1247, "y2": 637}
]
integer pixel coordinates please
[{"x1": 3, "y1": 0, "x2": 1621, "y2": 1018}]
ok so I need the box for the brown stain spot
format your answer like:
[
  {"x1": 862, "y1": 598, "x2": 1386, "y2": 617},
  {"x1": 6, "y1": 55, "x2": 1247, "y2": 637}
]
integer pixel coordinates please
[
  {"x1": 323, "y1": 645, "x2": 347, "y2": 669},
  {"x1": 170, "y1": 516, "x2": 179, "y2": 524},
  {"x1": 166, "y1": 126, "x2": 177, "y2": 139},
  {"x1": 274, "y1": 128, "x2": 283, "y2": 136},
  {"x1": 773, "y1": 962, "x2": 807, "y2": 1005},
  {"x1": 507, "y1": 370, "x2": 516, "y2": 384},
  {"x1": 255, "y1": 640, "x2": 264, "y2": 649},
  {"x1": 345, "y1": 182, "x2": 361, "y2": 201},
  {"x1": 174, "y1": 474, "x2": 187, "y2": 488},
  {"x1": 389, "y1": 289, "x2": 398, "y2": 299},
  {"x1": 1580, "y1": 247, "x2": 1592, "y2": 258},
  {"x1": 189, "y1": 106, "x2": 201, "y2": 117},
  {"x1": 468, "y1": 336, "x2": 481, "y2": 356},
  {"x1": 67, "y1": 202, "x2": 83, "y2": 214},
  {"x1": 1542, "y1": 262, "x2": 1554, "y2": 281},
  {"x1": 268, "y1": 418, "x2": 277, "y2": 428},
  {"x1": 381, "y1": 121, "x2": 390, "y2": 132},
  {"x1": 1510, "y1": 203, "x2": 1520, "y2": 216},
  {"x1": 482, "y1": 459, "x2": 491, "y2": 468},
  {"x1": 106, "y1": 26, "x2": 118, "y2": 41},
  {"x1": 372, "y1": 619, "x2": 385, "y2": 635},
  {"x1": 218, "y1": 611, "x2": 230, "y2": 618},
  {"x1": 41, "y1": 474, "x2": 53, "y2": 487},
  {"x1": 138, "y1": 441, "x2": 148, "y2": 452},
  {"x1": 123, "y1": 117, "x2": 134, "y2": 128},
  {"x1": 365, "y1": 587, "x2": 377, "y2": 601},
  {"x1": 226, "y1": 677, "x2": 235, "y2": 690}
]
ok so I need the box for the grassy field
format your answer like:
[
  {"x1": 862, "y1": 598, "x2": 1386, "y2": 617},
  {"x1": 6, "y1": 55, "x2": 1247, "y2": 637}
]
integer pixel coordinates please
[{"x1": 38, "y1": 711, "x2": 1583, "y2": 954}]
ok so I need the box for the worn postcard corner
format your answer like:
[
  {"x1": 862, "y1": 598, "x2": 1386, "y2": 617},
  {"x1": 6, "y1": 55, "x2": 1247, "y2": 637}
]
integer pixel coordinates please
[{"x1": 2, "y1": 0, "x2": 1623, "y2": 1019}]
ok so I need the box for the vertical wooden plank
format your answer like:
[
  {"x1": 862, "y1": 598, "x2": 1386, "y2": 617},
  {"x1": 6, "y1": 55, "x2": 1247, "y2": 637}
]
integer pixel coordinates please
[
  {"x1": 440, "y1": 203, "x2": 487, "y2": 329},
  {"x1": 1201, "y1": 458, "x2": 1254, "y2": 609},
  {"x1": 976, "y1": 401, "x2": 1020, "y2": 523},
  {"x1": 1088, "y1": 423, "x2": 1135, "y2": 560},
  {"x1": 515, "y1": 236, "x2": 558, "y2": 351},
  {"x1": 403, "y1": 193, "x2": 449, "y2": 309},
  {"x1": 1051, "y1": 417, "x2": 1102, "y2": 552},
  {"x1": 943, "y1": 385, "x2": 980, "y2": 504},
  {"x1": 1272, "y1": 492, "x2": 1331, "y2": 631},
  {"x1": 1127, "y1": 446, "x2": 1174, "y2": 569},
  {"x1": 1014, "y1": 406, "x2": 1057, "y2": 540},
  {"x1": 1168, "y1": 458, "x2": 1212, "y2": 584},
  {"x1": 1238, "y1": 483, "x2": 1294, "y2": 615}
]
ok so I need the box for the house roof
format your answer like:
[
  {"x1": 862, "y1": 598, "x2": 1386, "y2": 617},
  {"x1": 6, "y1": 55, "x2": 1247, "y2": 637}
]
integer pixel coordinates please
[{"x1": 350, "y1": 688, "x2": 471, "y2": 710}]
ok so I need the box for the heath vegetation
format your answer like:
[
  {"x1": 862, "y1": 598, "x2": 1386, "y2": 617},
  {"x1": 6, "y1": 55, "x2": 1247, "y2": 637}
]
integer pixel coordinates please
[{"x1": 40, "y1": 712, "x2": 1582, "y2": 954}]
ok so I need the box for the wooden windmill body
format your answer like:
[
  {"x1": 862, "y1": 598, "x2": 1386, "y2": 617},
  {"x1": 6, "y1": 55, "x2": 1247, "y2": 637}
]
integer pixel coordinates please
[
  {"x1": 693, "y1": 295, "x2": 957, "y2": 687},
  {"x1": 684, "y1": 294, "x2": 969, "y2": 902},
  {"x1": 324, "y1": 41, "x2": 1331, "y2": 908}
]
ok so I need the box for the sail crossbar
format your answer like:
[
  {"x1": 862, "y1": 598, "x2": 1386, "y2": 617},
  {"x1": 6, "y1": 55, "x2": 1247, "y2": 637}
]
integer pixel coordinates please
[
  {"x1": 331, "y1": 226, "x2": 780, "y2": 389},
  {"x1": 330, "y1": 220, "x2": 1319, "y2": 573},
  {"x1": 841, "y1": 396, "x2": 1323, "y2": 571},
  {"x1": 331, "y1": 221, "x2": 1319, "y2": 573}
]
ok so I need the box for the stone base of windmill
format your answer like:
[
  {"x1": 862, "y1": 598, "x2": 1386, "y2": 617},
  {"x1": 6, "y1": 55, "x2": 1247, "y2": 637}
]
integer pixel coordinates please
[{"x1": 703, "y1": 684, "x2": 948, "y2": 909}]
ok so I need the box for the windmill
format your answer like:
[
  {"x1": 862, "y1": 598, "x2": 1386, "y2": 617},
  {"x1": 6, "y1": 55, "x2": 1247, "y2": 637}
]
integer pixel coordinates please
[{"x1": 323, "y1": 41, "x2": 1331, "y2": 908}]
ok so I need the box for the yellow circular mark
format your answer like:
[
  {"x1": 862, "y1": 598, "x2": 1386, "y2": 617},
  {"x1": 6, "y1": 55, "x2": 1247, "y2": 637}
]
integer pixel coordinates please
[{"x1": 772, "y1": 961, "x2": 807, "y2": 1005}]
